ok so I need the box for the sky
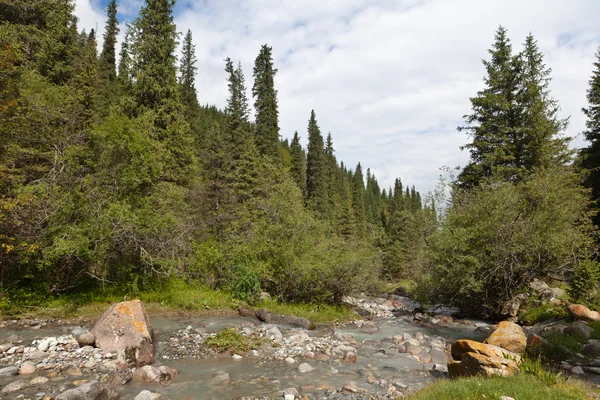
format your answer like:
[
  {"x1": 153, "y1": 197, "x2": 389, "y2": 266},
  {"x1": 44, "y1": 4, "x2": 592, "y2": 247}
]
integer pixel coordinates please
[{"x1": 74, "y1": 0, "x2": 600, "y2": 195}]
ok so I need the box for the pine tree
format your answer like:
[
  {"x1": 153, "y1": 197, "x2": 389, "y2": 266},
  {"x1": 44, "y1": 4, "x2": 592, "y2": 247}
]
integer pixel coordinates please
[
  {"x1": 518, "y1": 33, "x2": 570, "y2": 171},
  {"x1": 458, "y1": 26, "x2": 522, "y2": 187},
  {"x1": 179, "y1": 29, "x2": 199, "y2": 112},
  {"x1": 324, "y1": 132, "x2": 338, "y2": 219},
  {"x1": 98, "y1": 0, "x2": 119, "y2": 82},
  {"x1": 129, "y1": 0, "x2": 179, "y2": 114},
  {"x1": 117, "y1": 30, "x2": 132, "y2": 89},
  {"x1": 305, "y1": 110, "x2": 327, "y2": 215},
  {"x1": 224, "y1": 58, "x2": 250, "y2": 159},
  {"x1": 352, "y1": 162, "x2": 366, "y2": 231},
  {"x1": 289, "y1": 131, "x2": 307, "y2": 195},
  {"x1": 581, "y1": 46, "x2": 600, "y2": 227},
  {"x1": 252, "y1": 44, "x2": 280, "y2": 158}
]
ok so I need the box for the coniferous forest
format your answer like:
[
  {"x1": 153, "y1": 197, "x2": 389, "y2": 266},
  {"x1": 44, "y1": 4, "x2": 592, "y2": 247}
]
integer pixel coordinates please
[{"x1": 2, "y1": 0, "x2": 600, "y2": 322}]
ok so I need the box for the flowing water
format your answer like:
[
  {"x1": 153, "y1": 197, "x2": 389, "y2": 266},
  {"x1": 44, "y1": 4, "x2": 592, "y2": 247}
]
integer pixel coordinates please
[{"x1": 0, "y1": 311, "x2": 489, "y2": 399}]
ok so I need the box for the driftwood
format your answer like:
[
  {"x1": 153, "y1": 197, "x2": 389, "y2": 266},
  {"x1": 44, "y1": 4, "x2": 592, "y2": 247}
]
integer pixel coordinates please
[{"x1": 238, "y1": 308, "x2": 315, "y2": 330}]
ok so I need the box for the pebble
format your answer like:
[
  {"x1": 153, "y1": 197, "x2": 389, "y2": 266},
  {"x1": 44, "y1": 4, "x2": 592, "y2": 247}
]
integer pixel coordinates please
[
  {"x1": 298, "y1": 363, "x2": 314, "y2": 373},
  {"x1": 232, "y1": 354, "x2": 243, "y2": 360},
  {"x1": 285, "y1": 357, "x2": 295, "y2": 364}
]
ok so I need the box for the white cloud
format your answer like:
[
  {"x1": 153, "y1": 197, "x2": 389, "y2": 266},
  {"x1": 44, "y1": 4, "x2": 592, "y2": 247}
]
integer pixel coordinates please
[{"x1": 74, "y1": 0, "x2": 600, "y2": 195}]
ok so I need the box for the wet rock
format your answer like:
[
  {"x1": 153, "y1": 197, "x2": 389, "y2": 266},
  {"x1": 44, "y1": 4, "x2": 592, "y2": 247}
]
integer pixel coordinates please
[
  {"x1": 106, "y1": 368, "x2": 133, "y2": 386},
  {"x1": 267, "y1": 326, "x2": 283, "y2": 341},
  {"x1": 1, "y1": 379, "x2": 29, "y2": 393},
  {"x1": 232, "y1": 354, "x2": 243, "y2": 360},
  {"x1": 568, "y1": 304, "x2": 600, "y2": 322},
  {"x1": 429, "y1": 347, "x2": 448, "y2": 364},
  {"x1": 285, "y1": 357, "x2": 295, "y2": 364},
  {"x1": 256, "y1": 309, "x2": 315, "y2": 330},
  {"x1": 19, "y1": 361, "x2": 37, "y2": 374},
  {"x1": 341, "y1": 381, "x2": 359, "y2": 394},
  {"x1": 343, "y1": 351, "x2": 356, "y2": 364},
  {"x1": 283, "y1": 387, "x2": 299, "y2": 397},
  {"x1": 298, "y1": 362, "x2": 314, "y2": 373},
  {"x1": 0, "y1": 366, "x2": 18, "y2": 376},
  {"x1": 210, "y1": 370, "x2": 230, "y2": 383},
  {"x1": 56, "y1": 381, "x2": 119, "y2": 400},
  {"x1": 565, "y1": 321, "x2": 592, "y2": 339},
  {"x1": 30, "y1": 376, "x2": 49, "y2": 385},
  {"x1": 134, "y1": 390, "x2": 155, "y2": 400},
  {"x1": 132, "y1": 365, "x2": 178, "y2": 384},
  {"x1": 90, "y1": 299, "x2": 155, "y2": 367},
  {"x1": 360, "y1": 322, "x2": 379, "y2": 334},
  {"x1": 315, "y1": 354, "x2": 330, "y2": 361},
  {"x1": 484, "y1": 321, "x2": 527, "y2": 353}
]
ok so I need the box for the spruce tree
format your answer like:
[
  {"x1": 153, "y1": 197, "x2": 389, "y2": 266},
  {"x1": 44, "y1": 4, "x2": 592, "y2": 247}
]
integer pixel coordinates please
[
  {"x1": 581, "y1": 46, "x2": 600, "y2": 227},
  {"x1": 305, "y1": 110, "x2": 327, "y2": 215},
  {"x1": 324, "y1": 132, "x2": 338, "y2": 219},
  {"x1": 224, "y1": 58, "x2": 250, "y2": 159},
  {"x1": 458, "y1": 26, "x2": 522, "y2": 187},
  {"x1": 98, "y1": 0, "x2": 119, "y2": 82},
  {"x1": 518, "y1": 34, "x2": 570, "y2": 171},
  {"x1": 179, "y1": 29, "x2": 199, "y2": 111},
  {"x1": 117, "y1": 30, "x2": 132, "y2": 89},
  {"x1": 352, "y1": 162, "x2": 366, "y2": 231},
  {"x1": 289, "y1": 131, "x2": 307, "y2": 195},
  {"x1": 252, "y1": 44, "x2": 280, "y2": 158}
]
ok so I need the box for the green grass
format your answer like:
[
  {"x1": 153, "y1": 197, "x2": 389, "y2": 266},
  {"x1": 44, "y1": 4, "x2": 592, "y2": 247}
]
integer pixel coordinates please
[
  {"x1": 205, "y1": 328, "x2": 265, "y2": 355},
  {"x1": 0, "y1": 279, "x2": 357, "y2": 323},
  {"x1": 407, "y1": 371, "x2": 591, "y2": 400},
  {"x1": 520, "y1": 303, "x2": 569, "y2": 325},
  {"x1": 254, "y1": 299, "x2": 357, "y2": 323}
]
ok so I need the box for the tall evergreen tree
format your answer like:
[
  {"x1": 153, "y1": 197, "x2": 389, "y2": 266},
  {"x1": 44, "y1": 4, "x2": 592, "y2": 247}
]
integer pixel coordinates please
[
  {"x1": 252, "y1": 44, "x2": 280, "y2": 158},
  {"x1": 98, "y1": 0, "x2": 119, "y2": 82},
  {"x1": 458, "y1": 26, "x2": 522, "y2": 187},
  {"x1": 305, "y1": 110, "x2": 327, "y2": 215},
  {"x1": 289, "y1": 131, "x2": 306, "y2": 195},
  {"x1": 117, "y1": 29, "x2": 132, "y2": 89},
  {"x1": 352, "y1": 162, "x2": 366, "y2": 230},
  {"x1": 179, "y1": 29, "x2": 198, "y2": 111},
  {"x1": 224, "y1": 58, "x2": 250, "y2": 159},
  {"x1": 517, "y1": 33, "x2": 570, "y2": 171},
  {"x1": 581, "y1": 46, "x2": 600, "y2": 227}
]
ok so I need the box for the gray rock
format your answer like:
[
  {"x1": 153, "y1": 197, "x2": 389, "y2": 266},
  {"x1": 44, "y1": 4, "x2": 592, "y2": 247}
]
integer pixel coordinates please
[
  {"x1": 0, "y1": 366, "x2": 18, "y2": 376},
  {"x1": 134, "y1": 390, "x2": 155, "y2": 400},
  {"x1": 298, "y1": 362, "x2": 314, "y2": 373},
  {"x1": 571, "y1": 366, "x2": 585, "y2": 375},
  {"x1": 56, "y1": 381, "x2": 119, "y2": 400},
  {"x1": 429, "y1": 347, "x2": 447, "y2": 364},
  {"x1": 210, "y1": 370, "x2": 230, "y2": 383},
  {"x1": 586, "y1": 367, "x2": 600, "y2": 375},
  {"x1": 29, "y1": 376, "x2": 49, "y2": 385},
  {"x1": 565, "y1": 321, "x2": 592, "y2": 339},
  {"x1": 283, "y1": 387, "x2": 299, "y2": 397},
  {"x1": 1, "y1": 379, "x2": 28, "y2": 393},
  {"x1": 132, "y1": 365, "x2": 178, "y2": 384},
  {"x1": 267, "y1": 327, "x2": 283, "y2": 341},
  {"x1": 77, "y1": 331, "x2": 96, "y2": 347},
  {"x1": 19, "y1": 361, "x2": 36, "y2": 375},
  {"x1": 583, "y1": 342, "x2": 600, "y2": 358}
]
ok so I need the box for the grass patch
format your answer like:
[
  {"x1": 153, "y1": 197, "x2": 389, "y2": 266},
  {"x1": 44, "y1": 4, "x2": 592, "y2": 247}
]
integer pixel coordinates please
[
  {"x1": 520, "y1": 303, "x2": 569, "y2": 325},
  {"x1": 254, "y1": 299, "x2": 357, "y2": 323},
  {"x1": 536, "y1": 331, "x2": 586, "y2": 362},
  {"x1": 0, "y1": 279, "x2": 357, "y2": 323},
  {"x1": 205, "y1": 328, "x2": 264, "y2": 355},
  {"x1": 407, "y1": 372, "x2": 590, "y2": 400}
]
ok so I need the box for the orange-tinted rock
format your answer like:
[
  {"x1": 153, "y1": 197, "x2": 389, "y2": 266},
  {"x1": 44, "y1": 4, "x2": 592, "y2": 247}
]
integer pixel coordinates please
[
  {"x1": 449, "y1": 351, "x2": 519, "y2": 378},
  {"x1": 450, "y1": 339, "x2": 521, "y2": 362},
  {"x1": 484, "y1": 321, "x2": 527, "y2": 353},
  {"x1": 90, "y1": 300, "x2": 155, "y2": 367},
  {"x1": 526, "y1": 333, "x2": 547, "y2": 350},
  {"x1": 568, "y1": 304, "x2": 600, "y2": 322}
]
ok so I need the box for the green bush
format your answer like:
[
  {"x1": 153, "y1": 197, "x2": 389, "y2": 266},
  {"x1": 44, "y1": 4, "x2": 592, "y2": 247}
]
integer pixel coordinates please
[
  {"x1": 232, "y1": 264, "x2": 261, "y2": 304},
  {"x1": 205, "y1": 328, "x2": 264, "y2": 355},
  {"x1": 569, "y1": 260, "x2": 600, "y2": 307}
]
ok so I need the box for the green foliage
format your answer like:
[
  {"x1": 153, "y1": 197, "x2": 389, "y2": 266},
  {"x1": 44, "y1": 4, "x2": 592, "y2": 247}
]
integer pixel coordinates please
[
  {"x1": 420, "y1": 168, "x2": 596, "y2": 317},
  {"x1": 539, "y1": 331, "x2": 585, "y2": 362},
  {"x1": 520, "y1": 303, "x2": 569, "y2": 325},
  {"x1": 569, "y1": 260, "x2": 600, "y2": 306},
  {"x1": 252, "y1": 44, "x2": 280, "y2": 159},
  {"x1": 205, "y1": 328, "x2": 264, "y2": 354},
  {"x1": 232, "y1": 264, "x2": 261, "y2": 304}
]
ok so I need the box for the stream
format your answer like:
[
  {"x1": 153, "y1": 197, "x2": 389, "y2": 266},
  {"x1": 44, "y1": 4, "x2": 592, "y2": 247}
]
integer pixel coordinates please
[{"x1": 0, "y1": 297, "x2": 491, "y2": 399}]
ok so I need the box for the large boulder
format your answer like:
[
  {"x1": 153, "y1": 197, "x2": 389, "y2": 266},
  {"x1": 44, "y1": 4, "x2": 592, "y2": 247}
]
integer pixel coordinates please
[
  {"x1": 56, "y1": 381, "x2": 119, "y2": 400},
  {"x1": 564, "y1": 321, "x2": 592, "y2": 339},
  {"x1": 529, "y1": 279, "x2": 564, "y2": 302},
  {"x1": 448, "y1": 339, "x2": 521, "y2": 378},
  {"x1": 90, "y1": 300, "x2": 155, "y2": 367},
  {"x1": 500, "y1": 294, "x2": 527, "y2": 318},
  {"x1": 568, "y1": 304, "x2": 600, "y2": 322},
  {"x1": 484, "y1": 321, "x2": 527, "y2": 353}
]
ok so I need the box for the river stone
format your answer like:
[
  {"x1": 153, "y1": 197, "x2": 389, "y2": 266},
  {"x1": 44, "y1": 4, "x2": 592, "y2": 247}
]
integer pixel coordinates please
[
  {"x1": 572, "y1": 366, "x2": 585, "y2": 375},
  {"x1": 267, "y1": 327, "x2": 283, "y2": 342},
  {"x1": 568, "y1": 304, "x2": 600, "y2": 322},
  {"x1": 19, "y1": 361, "x2": 36, "y2": 375},
  {"x1": 90, "y1": 299, "x2": 155, "y2": 367},
  {"x1": 451, "y1": 340, "x2": 521, "y2": 362},
  {"x1": 232, "y1": 354, "x2": 243, "y2": 360},
  {"x1": 285, "y1": 357, "x2": 295, "y2": 364},
  {"x1": 449, "y1": 351, "x2": 519, "y2": 378},
  {"x1": 0, "y1": 366, "x2": 18, "y2": 377},
  {"x1": 30, "y1": 376, "x2": 49, "y2": 385},
  {"x1": 283, "y1": 387, "x2": 299, "y2": 397},
  {"x1": 132, "y1": 365, "x2": 178, "y2": 384},
  {"x1": 77, "y1": 331, "x2": 96, "y2": 347},
  {"x1": 134, "y1": 390, "x2": 156, "y2": 400},
  {"x1": 210, "y1": 370, "x2": 230, "y2": 383},
  {"x1": 1, "y1": 379, "x2": 28, "y2": 393},
  {"x1": 26, "y1": 349, "x2": 48, "y2": 361},
  {"x1": 565, "y1": 321, "x2": 592, "y2": 339},
  {"x1": 484, "y1": 321, "x2": 527, "y2": 353},
  {"x1": 341, "y1": 381, "x2": 359, "y2": 394},
  {"x1": 343, "y1": 351, "x2": 357, "y2": 364},
  {"x1": 56, "y1": 381, "x2": 119, "y2": 400},
  {"x1": 429, "y1": 347, "x2": 448, "y2": 364},
  {"x1": 298, "y1": 362, "x2": 314, "y2": 373}
]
